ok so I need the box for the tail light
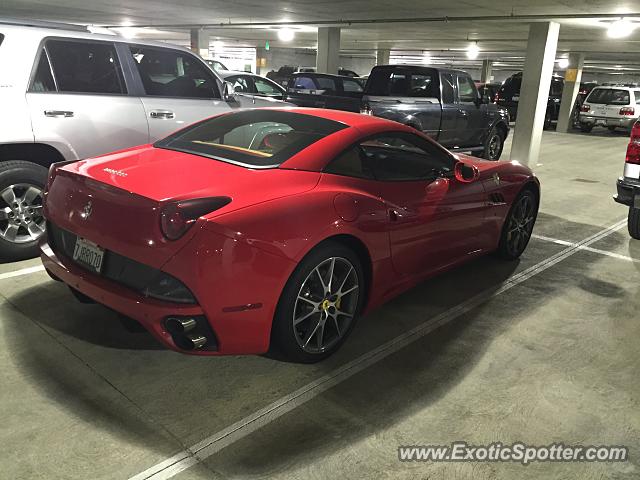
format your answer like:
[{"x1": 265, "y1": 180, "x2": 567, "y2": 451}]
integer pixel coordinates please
[
  {"x1": 160, "y1": 197, "x2": 231, "y2": 240},
  {"x1": 360, "y1": 103, "x2": 373, "y2": 116},
  {"x1": 580, "y1": 104, "x2": 590, "y2": 113},
  {"x1": 494, "y1": 93, "x2": 500, "y2": 103},
  {"x1": 626, "y1": 122, "x2": 640, "y2": 164},
  {"x1": 620, "y1": 106, "x2": 635, "y2": 116}
]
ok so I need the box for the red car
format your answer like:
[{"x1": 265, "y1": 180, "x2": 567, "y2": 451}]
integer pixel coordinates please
[{"x1": 41, "y1": 108, "x2": 539, "y2": 362}]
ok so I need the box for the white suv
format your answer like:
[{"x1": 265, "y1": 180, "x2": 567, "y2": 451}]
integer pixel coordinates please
[
  {"x1": 579, "y1": 85, "x2": 640, "y2": 133},
  {"x1": 0, "y1": 21, "x2": 284, "y2": 261}
]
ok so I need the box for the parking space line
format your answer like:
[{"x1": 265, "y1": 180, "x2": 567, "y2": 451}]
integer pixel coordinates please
[
  {"x1": 129, "y1": 219, "x2": 626, "y2": 480},
  {"x1": 532, "y1": 233, "x2": 639, "y2": 263},
  {"x1": 0, "y1": 265, "x2": 45, "y2": 281}
]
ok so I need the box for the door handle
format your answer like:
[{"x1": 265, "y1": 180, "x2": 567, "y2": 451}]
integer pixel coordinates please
[
  {"x1": 44, "y1": 110, "x2": 74, "y2": 118},
  {"x1": 149, "y1": 110, "x2": 175, "y2": 119}
]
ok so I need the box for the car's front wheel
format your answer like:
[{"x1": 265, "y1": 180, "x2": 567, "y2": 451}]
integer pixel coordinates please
[
  {"x1": 495, "y1": 188, "x2": 539, "y2": 260},
  {"x1": 271, "y1": 241, "x2": 364, "y2": 363},
  {"x1": 0, "y1": 161, "x2": 48, "y2": 262},
  {"x1": 580, "y1": 123, "x2": 594, "y2": 133},
  {"x1": 628, "y1": 207, "x2": 640, "y2": 240},
  {"x1": 482, "y1": 126, "x2": 505, "y2": 161}
]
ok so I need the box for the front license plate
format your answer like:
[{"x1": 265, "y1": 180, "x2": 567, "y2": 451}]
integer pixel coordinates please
[{"x1": 72, "y1": 237, "x2": 105, "y2": 273}]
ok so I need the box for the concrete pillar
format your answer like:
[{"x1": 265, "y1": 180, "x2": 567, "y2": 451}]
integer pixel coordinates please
[
  {"x1": 556, "y1": 53, "x2": 585, "y2": 133},
  {"x1": 377, "y1": 48, "x2": 390, "y2": 66},
  {"x1": 190, "y1": 29, "x2": 209, "y2": 58},
  {"x1": 510, "y1": 22, "x2": 560, "y2": 166},
  {"x1": 316, "y1": 27, "x2": 341, "y2": 74},
  {"x1": 480, "y1": 59, "x2": 493, "y2": 83}
]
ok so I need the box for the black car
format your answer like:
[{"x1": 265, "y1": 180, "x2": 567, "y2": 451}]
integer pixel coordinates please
[
  {"x1": 267, "y1": 66, "x2": 361, "y2": 87},
  {"x1": 284, "y1": 73, "x2": 365, "y2": 112},
  {"x1": 219, "y1": 71, "x2": 286, "y2": 100},
  {"x1": 475, "y1": 82, "x2": 501, "y2": 103},
  {"x1": 496, "y1": 72, "x2": 564, "y2": 128}
]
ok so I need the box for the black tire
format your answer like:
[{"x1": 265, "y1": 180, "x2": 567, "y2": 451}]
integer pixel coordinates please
[
  {"x1": 628, "y1": 207, "x2": 640, "y2": 240},
  {"x1": 0, "y1": 161, "x2": 48, "y2": 262},
  {"x1": 271, "y1": 241, "x2": 365, "y2": 363},
  {"x1": 481, "y1": 125, "x2": 505, "y2": 161},
  {"x1": 580, "y1": 123, "x2": 593, "y2": 133},
  {"x1": 543, "y1": 110, "x2": 552, "y2": 130},
  {"x1": 495, "y1": 188, "x2": 539, "y2": 260},
  {"x1": 608, "y1": 126, "x2": 617, "y2": 132}
]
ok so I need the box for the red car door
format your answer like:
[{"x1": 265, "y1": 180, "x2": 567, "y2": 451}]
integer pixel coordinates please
[{"x1": 360, "y1": 132, "x2": 492, "y2": 276}]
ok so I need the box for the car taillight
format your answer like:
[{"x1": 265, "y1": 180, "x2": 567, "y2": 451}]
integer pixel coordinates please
[
  {"x1": 580, "y1": 104, "x2": 590, "y2": 112},
  {"x1": 620, "y1": 106, "x2": 635, "y2": 116},
  {"x1": 45, "y1": 160, "x2": 78, "y2": 193},
  {"x1": 494, "y1": 93, "x2": 501, "y2": 102},
  {"x1": 160, "y1": 197, "x2": 232, "y2": 241},
  {"x1": 360, "y1": 103, "x2": 373, "y2": 116},
  {"x1": 626, "y1": 122, "x2": 640, "y2": 164}
]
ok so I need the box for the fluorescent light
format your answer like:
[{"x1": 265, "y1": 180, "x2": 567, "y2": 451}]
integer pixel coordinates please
[
  {"x1": 607, "y1": 18, "x2": 635, "y2": 38},
  {"x1": 466, "y1": 43, "x2": 479, "y2": 60},
  {"x1": 278, "y1": 28, "x2": 295, "y2": 42},
  {"x1": 557, "y1": 58, "x2": 569, "y2": 69}
]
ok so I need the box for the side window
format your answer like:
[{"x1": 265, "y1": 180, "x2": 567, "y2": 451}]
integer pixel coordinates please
[
  {"x1": 635, "y1": 92, "x2": 640, "y2": 105},
  {"x1": 315, "y1": 77, "x2": 337, "y2": 92},
  {"x1": 550, "y1": 80, "x2": 563, "y2": 96},
  {"x1": 130, "y1": 46, "x2": 220, "y2": 99},
  {"x1": 409, "y1": 72, "x2": 437, "y2": 98},
  {"x1": 253, "y1": 77, "x2": 281, "y2": 95},
  {"x1": 389, "y1": 72, "x2": 409, "y2": 96},
  {"x1": 441, "y1": 73, "x2": 455, "y2": 105},
  {"x1": 290, "y1": 76, "x2": 316, "y2": 90},
  {"x1": 324, "y1": 147, "x2": 375, "y2": 180},
  {"x1": 360, "y1": 133, "x2": 453, "y2": 182},
  {"x1": 46, "y1": 40, "x2": 125, "y2": 94},
  {"x1": 30, "y1": 49, "x2": 56, "y2": 92},
  {"x1": 227, "y1": 75, "x2": 250, "y2": 93},
  {"x1": 342, "y1": 78, "x2": 363, "y2": 93},
  {"x1": 457, "y1": 75, "x2": 478, "y2": 103}
]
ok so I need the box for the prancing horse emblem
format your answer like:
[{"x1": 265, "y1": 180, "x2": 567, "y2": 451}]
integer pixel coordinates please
[
  {"x1": 80, "y1": 201, "x2": 93, "y2": 220},
  {"x1": 492, "y1": 173, "x2": 501, "y2": 186}
]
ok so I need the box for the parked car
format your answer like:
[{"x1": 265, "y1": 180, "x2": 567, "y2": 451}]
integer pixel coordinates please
[
  {"x1": 218, "y1": 70, "x2": 286, "y2": 100},
  {"x1": 361, "y1": 65, "x2": 510, "y2": 160},
  {"x1": 0, "y1": 22, "x2": 284, "y2": 261},
  {"x1": 267, "y1": 65, "x2": 360, "y2": 87},
  {"x1": 572, "y1": 82, "x2": 599, "y2": 129},
  {"x1": 285, "y1": 73, "x2": 364, "y2": 112},
  {"x1": 578, "y1": 86, "x2": 640, "y2": 133},
  {"x1": 475, "y1": 82, "x2": 501, "y2": 103},
  {"x1": 614, "y1": 119, "x2": 640, "y2": 238},
  {"x1": 495, "y1": 72, "x2": 564, "y2": 128},
  {"x1": 205, "y1": 59, "x2": 228, "y2": 71},
  {"x1": 42, "y1": 108, "x2": 539, "y2": 362}
]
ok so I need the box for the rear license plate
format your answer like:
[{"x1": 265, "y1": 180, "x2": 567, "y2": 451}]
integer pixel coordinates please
[{"x1": 72, "y1": 237, "x2": 105, "y2": 273}]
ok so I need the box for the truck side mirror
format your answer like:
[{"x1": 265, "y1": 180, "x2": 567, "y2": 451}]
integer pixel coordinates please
[{"x1": 223, "y1": 81, "x2": 237, "y2": 102}]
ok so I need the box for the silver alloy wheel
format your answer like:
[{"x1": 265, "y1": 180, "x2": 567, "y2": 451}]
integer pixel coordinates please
[
  {"x1": 293, "y1": 257, "x2": 359, "y2": 354},
  {"x1": 0, "y1": 183, "x2": 45, "y2": 244},
  {"x1": 488, "y1": 133, "x2": 502, "y2": 159},
  {"x1": 505, "y1": 193, "x2": 536, "y2": 257}
]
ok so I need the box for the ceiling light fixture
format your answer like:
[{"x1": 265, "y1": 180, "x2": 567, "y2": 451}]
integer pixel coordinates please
[
  {"x1": 278, "y1": 28, "x2": 295, "y2": 42},
  {"x1": 557, "y1": 58, "x2": 569, "y2": 69},
  {"x1": 466, "y1": 42, "x2": 479, "y2": 60},
  {"x1": 607, "y1": 18, "x2": 635, "y2": 38}
]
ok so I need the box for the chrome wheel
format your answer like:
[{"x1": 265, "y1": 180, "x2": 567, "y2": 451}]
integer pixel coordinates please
[
  {"x1": 0, "y1": 183, "x2": 45, "y2": 244},
  {"x1": 505, "y1": 193, "x2": 536, "y2": 257},
  {"x1": 488, "y1": 133, "x2": 502, "y2": 159},
  {"x1": 293, "y1": 257, "x2": 359, "y2": 354}
]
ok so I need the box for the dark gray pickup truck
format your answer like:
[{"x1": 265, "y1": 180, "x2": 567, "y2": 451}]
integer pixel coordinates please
[{"x1": 361, "y1": 65, "x2": 510, "y2": 160}]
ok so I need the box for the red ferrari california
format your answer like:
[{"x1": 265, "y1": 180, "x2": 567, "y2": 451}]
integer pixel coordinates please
[{"x1": 41, "y1": 108, "x2": 539, "y2": 362}]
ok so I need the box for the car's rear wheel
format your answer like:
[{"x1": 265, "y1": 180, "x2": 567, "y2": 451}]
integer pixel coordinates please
[
  {"x1": 580, "y1": 123, "x2": 594, "y2": 133},
  {"x1": 271, "y1": 241, "x2": 364, "y2": 363},
  {"x1": 482, "y1": 126, "x2": 505, "y2": 161},
  {"x1": 628, "y1": 207, "x2": 640, "y2": 240},
  {"x1": 0, "y1": 161, "x2": 48, "y2": 262},
  {"x1": 495, "y1": 188, "x2": 539, "y2": 260}
]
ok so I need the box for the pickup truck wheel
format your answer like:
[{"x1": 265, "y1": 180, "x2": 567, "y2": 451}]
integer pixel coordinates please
[
  {"x1": 482, "y1": 126, "x2": 505, "y2": 161},
  {"x1": 0, "y1": 161, "x2": 48, "y2": 262},
  {"x1": 628, "y1": 207, "x2": 640, "y2": 240},
  {"x1": 580, "y1": 123, "x2": 593, "y2": 133}
]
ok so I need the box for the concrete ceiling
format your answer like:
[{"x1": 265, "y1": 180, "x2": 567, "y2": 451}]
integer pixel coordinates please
[{"x1": 3, "y1": 0, "x2": 640, "y2": 72}]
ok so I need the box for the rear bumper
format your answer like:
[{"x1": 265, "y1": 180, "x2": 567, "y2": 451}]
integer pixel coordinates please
[
  {"x1": 614, "y1": 176, "x2": 640, "y2": 208},
  {"x1": 579, "y1": 114, "x2": 636, "y2": 129}
]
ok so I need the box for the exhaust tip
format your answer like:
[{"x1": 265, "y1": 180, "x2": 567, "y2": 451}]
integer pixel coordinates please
[
  {"x1": 165, "y1": 317, "x2": 197, "y2": 334},
  {"x1": 184, "y1": 334, "x2": 207, "y2": 350}
]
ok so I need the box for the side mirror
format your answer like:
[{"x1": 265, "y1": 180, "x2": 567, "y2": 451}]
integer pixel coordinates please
[
  {"x1": 222, "y1": 81, "x2": 237, "y2": 101},
  {"x1": 454, "y1": 162, "x2": 480, "y2": 183}
]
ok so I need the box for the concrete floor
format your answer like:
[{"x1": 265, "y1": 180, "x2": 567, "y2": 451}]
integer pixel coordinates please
[{"x1": 1, "y1": 129, "x2": 639, "y2": 480}]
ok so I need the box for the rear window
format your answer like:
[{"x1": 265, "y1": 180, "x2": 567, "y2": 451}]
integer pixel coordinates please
[
  {"x1": 586, "y1": 88, "x2": 630, "y2": 105},
  {"x1": 365, "y1": 67, "x2": 438, "y2": 98},
  {"x1": 500, "y1": 75, "x2": 522, "y2": 96},
  {"x1": 155, "y1": 110, "x2": 347, "y2": 168}
]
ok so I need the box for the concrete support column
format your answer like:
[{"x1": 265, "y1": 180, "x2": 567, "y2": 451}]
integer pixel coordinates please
[
  {"x1": 316, "y1": 27, "x2": 341, "y2": 74},
  {"x1": 556, "y1": 53, "x2": 585, "y2": 133},
  {"x1": 190, "y1": 29, "x2": 209, "y2": 58},
  {"x1": 510, "y1": 22, "x2": 560, "y2": 166},
  {"x1": 480, "y1": 59, "x2": 493, "y2": 83},
  {"x1": 377, "y1": 48, "x2": 390, "y2": 65}
]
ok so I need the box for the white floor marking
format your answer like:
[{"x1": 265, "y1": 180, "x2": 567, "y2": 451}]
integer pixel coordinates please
[
  {"x1": 532, "y1": 233, "x2": 639, "y2": 263},
  {"x1": 0, "y1": 265, "x2": 45, "y2": 281},
  {"x1": 129, "y1": 219, "x2": 626, "y2": 480}
]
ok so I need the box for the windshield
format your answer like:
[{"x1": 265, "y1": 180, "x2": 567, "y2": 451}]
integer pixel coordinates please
[
  {"x1": 155, "y1": 110, "x2": 347, "y2": 168},
  {"x1": 586, "y1": 88, "x2": 630, "y2": 105}
]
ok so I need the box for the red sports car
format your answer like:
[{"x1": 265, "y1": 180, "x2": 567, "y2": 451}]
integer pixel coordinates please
[{"x1": 41, "y1": 108, "x2": 539, "y2": 362}]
